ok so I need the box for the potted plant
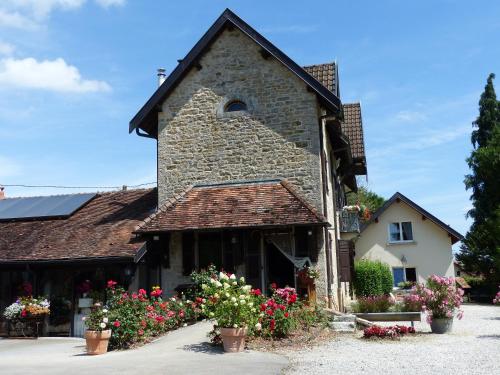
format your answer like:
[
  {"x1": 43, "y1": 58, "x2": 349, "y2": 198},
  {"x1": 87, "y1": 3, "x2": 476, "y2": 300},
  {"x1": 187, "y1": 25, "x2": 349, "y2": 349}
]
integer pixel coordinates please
[
  {"x1": 200, "y1": 272, "x2": 257, "y2": 352},
  {"x1": 297, "y1": 266, "x2": 319, "y2": 285},
  {"x1": 3, "y1": 296, "x2": 50, "y2": 337},
  {"x1": 83, "y1": 303, "x2": 111, "y2": 355},
  {"x1": 413, "y1": 275, "x2": 464, "y2": 334}
]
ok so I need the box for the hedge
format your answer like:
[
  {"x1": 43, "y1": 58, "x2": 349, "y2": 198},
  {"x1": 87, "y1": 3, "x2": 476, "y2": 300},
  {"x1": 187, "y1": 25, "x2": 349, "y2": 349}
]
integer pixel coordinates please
[{"x1": 353, "y1": 259, "x2": 393, "y2": 297}]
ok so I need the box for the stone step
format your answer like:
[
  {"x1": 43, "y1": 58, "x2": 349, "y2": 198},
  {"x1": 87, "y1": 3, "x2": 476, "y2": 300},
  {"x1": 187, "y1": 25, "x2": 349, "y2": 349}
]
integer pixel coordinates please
[
  {"x1": 329, "y1": 321, "x2": 356, "y2": 333},
  {"x1": 333, "y1": 314, "x2": 357, "y2": 323}
]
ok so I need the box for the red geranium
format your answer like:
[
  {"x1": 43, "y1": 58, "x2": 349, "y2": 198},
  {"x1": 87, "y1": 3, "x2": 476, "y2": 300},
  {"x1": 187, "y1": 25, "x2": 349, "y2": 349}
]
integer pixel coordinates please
[
  {"x1": 251, "y1": 289, "x2": 262, "y2": 296},
  {"x1": 107, "y1": 280, "x2": 118, "y2": 289},
  {"x1": 113, "y1": 320, "x2": 121, "y2": 328}
]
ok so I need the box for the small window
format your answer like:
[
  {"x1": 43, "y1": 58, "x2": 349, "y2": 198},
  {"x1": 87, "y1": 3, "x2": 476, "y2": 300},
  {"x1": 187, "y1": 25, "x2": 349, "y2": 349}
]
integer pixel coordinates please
[
  {"x1": 225, "y1": 100, "x2": 247, "y2": 112},
  {"x1": 388, "y1": 221, "x2": 413, "y2": 242},
  {"x1": 392, "y1": 267, "x2": 417, "y2": 286}
]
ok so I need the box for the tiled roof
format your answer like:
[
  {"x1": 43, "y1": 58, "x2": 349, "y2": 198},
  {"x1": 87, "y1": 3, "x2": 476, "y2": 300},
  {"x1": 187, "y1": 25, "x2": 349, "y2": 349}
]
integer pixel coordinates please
[
  {"x1": 0, "y1": 189, "x2": 157, "y2": 262},
  {"x1": 303, "y1": 63, "x2": 338, "y2": 95},
  {"x1": 342, "y1": 103, "x2": 366, "y2": 161},
  {"x1": 135, "y1": 180, "x2": 327, "y2": 233}
]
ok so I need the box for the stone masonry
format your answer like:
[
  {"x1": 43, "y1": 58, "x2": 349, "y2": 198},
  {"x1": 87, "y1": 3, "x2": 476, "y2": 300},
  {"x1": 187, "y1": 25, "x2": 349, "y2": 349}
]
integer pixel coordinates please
[{"x1": 157, "y1": 27, "x2": 323, "y2": 212}]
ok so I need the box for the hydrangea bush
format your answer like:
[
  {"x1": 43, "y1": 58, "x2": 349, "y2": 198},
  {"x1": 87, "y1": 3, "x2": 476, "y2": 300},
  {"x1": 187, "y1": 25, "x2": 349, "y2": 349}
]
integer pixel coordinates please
[
  {"x1": 493, "y1": 286, "x2": 500, "y2": 305},
  {"x1": 412, "y1": 275, "x2": 464, "y2": 323}
]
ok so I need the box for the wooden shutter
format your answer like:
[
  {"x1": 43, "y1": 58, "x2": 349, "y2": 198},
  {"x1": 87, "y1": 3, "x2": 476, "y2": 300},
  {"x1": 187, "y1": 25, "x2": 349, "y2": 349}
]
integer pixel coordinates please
[{"x1": 339, "y1": 240, "x2": 355, "y2": 282}]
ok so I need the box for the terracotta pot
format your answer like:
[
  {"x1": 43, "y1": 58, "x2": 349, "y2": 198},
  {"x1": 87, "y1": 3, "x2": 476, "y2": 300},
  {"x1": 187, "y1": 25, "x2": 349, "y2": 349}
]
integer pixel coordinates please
[
  {"x1": 430, "y1": 318, "x2": 453, "y2": 334},
  {"x1": 85, "y1": 329, "x2": 111, "y2": 355},
  {"x1": 220, "y1": 327, "x2": 247, "y2": 353}
]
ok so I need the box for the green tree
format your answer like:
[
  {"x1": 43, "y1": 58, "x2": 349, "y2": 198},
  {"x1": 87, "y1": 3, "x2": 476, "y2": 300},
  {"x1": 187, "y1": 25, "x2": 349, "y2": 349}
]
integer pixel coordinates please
[
  {"x1": 457, "y1": 73, "x2": 500, "y2": 286},
  {"x1": 347, "y1": 186, "x2": 385, "y2": 213}
]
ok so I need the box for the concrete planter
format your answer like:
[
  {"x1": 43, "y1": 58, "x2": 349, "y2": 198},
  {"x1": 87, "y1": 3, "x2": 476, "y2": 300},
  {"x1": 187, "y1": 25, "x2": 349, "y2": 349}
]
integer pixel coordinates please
[
  {"x1": 430, "y1": 318, "x2": 453, "y2": 334},
  {"x1": 85, "y1": 329, "x2": 111, "y2": 355},
  {"x1": 354, "y1": 312, "x2": 421, "y2": 323},
  {"x1": 220, "y1": 327, "x2": 247, "y2": 353}
]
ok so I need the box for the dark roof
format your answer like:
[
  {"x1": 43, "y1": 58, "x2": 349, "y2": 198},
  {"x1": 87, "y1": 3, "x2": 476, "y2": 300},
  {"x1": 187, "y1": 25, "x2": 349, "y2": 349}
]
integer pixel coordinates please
[
  {"x1": 342, "y1": 103, "x2": 367, "y2": 175},
  {"x1": 0, "y1": 189, "x2": 157, "y2": 263},
  {"x1": 0, "y1": 193, "x2": 96, "y2": 222},
  {"x1": 129, "y1": 8, "x2": 342, "y2": 137},
  {"x1": 135, "y1": 180, "x2": 327, "y2": 233},
  {"x1": 360, "y1": 192, "x2": 464, "y2": 244},
  {"x1": 303, "y1": 62, "x2": 339, "y2": 97}
]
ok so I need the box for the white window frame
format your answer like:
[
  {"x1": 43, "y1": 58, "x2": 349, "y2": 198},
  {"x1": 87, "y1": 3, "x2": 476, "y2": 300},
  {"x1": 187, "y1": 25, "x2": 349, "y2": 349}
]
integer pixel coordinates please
[
  {"x1": 392, "y1": 266, "x2": 418, "y2": 286},
  {"x1": 387, "y1": 221, "x2": 414, "y2": 243}
]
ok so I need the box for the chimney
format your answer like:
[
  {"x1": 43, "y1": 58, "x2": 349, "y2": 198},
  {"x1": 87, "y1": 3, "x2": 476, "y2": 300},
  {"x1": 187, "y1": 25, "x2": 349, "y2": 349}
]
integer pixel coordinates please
[
  {"x1": 0, "y1": 186, "x2": 4, "y2": 199},
  {"x1": 122, "y1": 185, "x2": 127, "y2": 191},
  {"x1": 157, "y1": 68, "x2": 166, "y2": 87}
]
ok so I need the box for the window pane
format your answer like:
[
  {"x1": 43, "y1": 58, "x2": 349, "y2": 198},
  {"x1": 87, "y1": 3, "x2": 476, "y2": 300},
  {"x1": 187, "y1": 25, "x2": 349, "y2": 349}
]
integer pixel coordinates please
[
  {"x1": 402, "y1": 222, "x2": 413, "y2": 240},
  {"x1": 392, "y1": 268, "x2": 404, "y2": 286},
  {"x1": 389, "y1": 223, "x2": 401, "y2": 242},
  {"x1": 405, "y1": 268, "x2": 417, "y2": 282}
]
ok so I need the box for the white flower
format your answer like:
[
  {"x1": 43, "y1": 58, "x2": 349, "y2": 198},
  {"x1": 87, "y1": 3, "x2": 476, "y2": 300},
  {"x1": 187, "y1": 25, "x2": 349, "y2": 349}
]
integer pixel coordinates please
[
  {"x1": 234, "y1": 303, "x2": 238, "y2": 307},
  {"x1": 232, "y1": 282, "x2": 237, "y2": 286},
  {"x1": 183, "y1": 323, "x2": 187, "y2": 327},
  {"x1": 201, "y1": 284, "x2": 208, "y2": 290},
  {"x1": 239, "y1": 295, "x2": 245, "y2": 299},
  {"x1": 240, "y1": 300, "x2": 246, "y2": 305},
  {"x1": 251, "y1": 308, "x2": 256, "y2": 313},
  {"x1": 240, "y1": 276, "x2": 245, "y2": 283},
  {"x1": 100, "y1": 322, "x2": 106, "y2": 329},
  {"x1": 233, "y1": 324, "x2": 238, "y2": 328},
  {"x1": 223, "y1": 283, "x2": 230, "y2": 289},
  {"x1": 209, "y1": 312, "x2": 214, "y2": 317},
  {"x1": 103, "y1": 317, "x2": 108, "y2": 323},
  {"x1": 231, "y1": 297, "x2": 237, "y2": 302},
  {"x1": 225, "y1": 293, "x2": 230, "y2": 298},
  {"x1": 255, "y1": 323, "x2": 262, "y2": 331},
  {"x1": 214, "y1": 293, "x2": 219, "y2": 298},
  {"x1": 186, "y1": 300, "x2": 192, "y2": 304},
  {"x1": 216, "y1": 281, "x2": 222, "y2": 287},
  {"x1": 242, "y1": 285, "x2": 251, "y2": 292},
  {"x1": 230, "y1": 274, "x2": 236, "y2": 280},
  {"x1": 219, "y1": 272, "x2": 228, "y2": 280},
  {"x1": 202, "y1": 298, "x2": 206, "y2": 303},
  {"x1": 248, "y1": 302, "x2": 254, "y2": 307},
  {"x1": 171, "y1": 297, "x2": 176, "y2": 301},
  {"x1": 82, "y1": 316, "x2": 86, "y2": 321}
]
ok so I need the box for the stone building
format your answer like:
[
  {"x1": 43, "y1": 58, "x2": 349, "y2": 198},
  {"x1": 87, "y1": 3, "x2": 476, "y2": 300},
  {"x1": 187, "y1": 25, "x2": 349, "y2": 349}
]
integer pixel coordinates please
[{"x1": 130, "y1": 9, "x2": 367, "y2": 310}]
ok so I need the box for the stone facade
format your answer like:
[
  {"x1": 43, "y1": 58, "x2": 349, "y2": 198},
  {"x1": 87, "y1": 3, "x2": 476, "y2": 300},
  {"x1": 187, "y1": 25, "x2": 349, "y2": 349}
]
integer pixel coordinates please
[{"x1": 157, "y1": 27, "x2": 323, "y2": 212}]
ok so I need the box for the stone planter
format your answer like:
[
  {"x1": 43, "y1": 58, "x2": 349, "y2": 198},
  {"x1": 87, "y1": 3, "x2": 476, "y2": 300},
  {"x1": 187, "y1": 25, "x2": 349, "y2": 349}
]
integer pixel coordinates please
[
  {"x1": 85, "y1": 329, "x2": 111, "y2": 355},
  {"x1": 430, "y1": 318, "x2": 453, "y2": 334},
  {"x1": 220, "y1": 327, "x2": 247, "y2": 353}
]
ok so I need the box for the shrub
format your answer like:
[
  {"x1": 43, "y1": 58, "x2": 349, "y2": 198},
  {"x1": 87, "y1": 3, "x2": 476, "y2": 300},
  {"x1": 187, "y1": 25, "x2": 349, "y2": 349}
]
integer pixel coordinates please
[
  {"x1": 352, "y1": 295, "x2": 394, "y2": 313},
  {"x1": 354, "y1": 260, "x2": 393, "y2": 297},
  {"x1": 412, "y1": 275, "x2": 464, "y2": 323},
  {"x1": 363, "y1": 325, "x2": 416, "y2": 339},
  {"x1": 256, "y1": 286, "x2": 301, "y2": 337},
  {"x1": 401, "y1": 294, "x2": 422, "y2": 312}
]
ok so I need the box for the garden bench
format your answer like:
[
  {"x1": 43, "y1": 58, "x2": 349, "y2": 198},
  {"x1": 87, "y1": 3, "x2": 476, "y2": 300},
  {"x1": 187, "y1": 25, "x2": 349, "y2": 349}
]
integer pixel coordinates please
[{"x1": 353, "y1": 312, "x2": 421, "y2": 328}]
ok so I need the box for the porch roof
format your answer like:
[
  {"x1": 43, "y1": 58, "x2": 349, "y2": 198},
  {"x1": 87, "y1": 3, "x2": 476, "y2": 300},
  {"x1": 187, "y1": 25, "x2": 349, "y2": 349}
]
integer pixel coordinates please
[
  {"x1": 134, "y1": 180, "x2": 328, "y2": 233},
  {"x1": 0, "y1": 189, "x2": 157, "y2": 263}
]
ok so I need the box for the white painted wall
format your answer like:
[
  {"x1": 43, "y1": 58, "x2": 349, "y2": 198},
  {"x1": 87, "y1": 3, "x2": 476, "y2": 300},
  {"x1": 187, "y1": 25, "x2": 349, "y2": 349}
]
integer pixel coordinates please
[{"x1": 354, "y1": 200, "x2": 455, "y2": 283}]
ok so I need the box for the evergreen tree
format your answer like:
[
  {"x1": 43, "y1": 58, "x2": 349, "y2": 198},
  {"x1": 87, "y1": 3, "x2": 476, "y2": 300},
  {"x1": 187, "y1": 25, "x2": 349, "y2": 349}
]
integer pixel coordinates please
[{"x1": 457, "y1": 74, "x2": 500, "y2": 284}]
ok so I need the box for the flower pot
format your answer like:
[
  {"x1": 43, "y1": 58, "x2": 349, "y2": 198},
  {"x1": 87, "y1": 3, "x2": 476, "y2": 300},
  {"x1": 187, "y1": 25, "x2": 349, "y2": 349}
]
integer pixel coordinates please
[
  {"x1": 220, "y1": 327, "x2": 247, "y2": 353},
  {"x1": 430, "y1": 318, "x2": 453, "y2": 334},
  {"x1": 85, "y1": 330, "x2": 111, "y2": 355}
]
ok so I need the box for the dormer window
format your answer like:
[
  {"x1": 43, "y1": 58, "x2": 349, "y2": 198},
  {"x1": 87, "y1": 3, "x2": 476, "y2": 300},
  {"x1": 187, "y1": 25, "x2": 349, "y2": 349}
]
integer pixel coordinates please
[{"x1": 225, "y1": 100, "x2": 247, "y2": 112}]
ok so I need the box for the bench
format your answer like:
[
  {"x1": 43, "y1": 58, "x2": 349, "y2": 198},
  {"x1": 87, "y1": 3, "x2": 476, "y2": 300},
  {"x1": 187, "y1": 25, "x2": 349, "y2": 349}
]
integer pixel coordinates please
[{"x1": 353, "y1": 312, "x2": 421, "y2": 328}]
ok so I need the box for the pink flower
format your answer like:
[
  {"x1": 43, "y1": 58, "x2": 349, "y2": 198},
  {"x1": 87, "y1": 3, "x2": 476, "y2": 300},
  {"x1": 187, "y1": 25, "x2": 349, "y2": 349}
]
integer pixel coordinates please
[{"x1": 113, "y1": 320, "x2": 121, "y2": 328}]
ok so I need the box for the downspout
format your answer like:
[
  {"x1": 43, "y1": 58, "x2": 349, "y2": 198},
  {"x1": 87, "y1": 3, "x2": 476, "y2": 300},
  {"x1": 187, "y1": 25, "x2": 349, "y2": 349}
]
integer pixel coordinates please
[{"x1": 318, "y1": 118, "x2": 334, "y2": 309}]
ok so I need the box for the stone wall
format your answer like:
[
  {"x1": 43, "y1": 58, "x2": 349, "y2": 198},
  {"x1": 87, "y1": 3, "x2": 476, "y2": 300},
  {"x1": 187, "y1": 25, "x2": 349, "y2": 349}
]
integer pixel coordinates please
[{"x1": 157, "y1": 27, "x2": 323, "y2": 211}]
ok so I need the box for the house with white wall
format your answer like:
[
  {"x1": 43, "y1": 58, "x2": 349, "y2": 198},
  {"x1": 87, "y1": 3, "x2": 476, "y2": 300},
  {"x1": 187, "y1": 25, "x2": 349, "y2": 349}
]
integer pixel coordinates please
[{"x1": 354, "y1": 192, "x2": 463, "y2": 286}]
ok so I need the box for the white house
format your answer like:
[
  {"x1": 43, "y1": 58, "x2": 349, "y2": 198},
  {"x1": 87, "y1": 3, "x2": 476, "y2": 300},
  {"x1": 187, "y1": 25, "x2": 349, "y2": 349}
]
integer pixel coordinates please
[{"x1": 354, "y1": 192, "x2": 463, "y2": 286}]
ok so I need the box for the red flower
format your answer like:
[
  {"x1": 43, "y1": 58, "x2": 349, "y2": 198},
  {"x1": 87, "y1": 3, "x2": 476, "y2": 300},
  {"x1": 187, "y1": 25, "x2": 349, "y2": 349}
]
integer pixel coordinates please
[
  {"x1": 270, "y1": 319, "x2": 275, "y2": 331},
  {"x1": 146, "y1": 305, "x2": 154, "y2": 312},
  {"x1": 21, "y1": 309, "x2": 27, "y2": 317},
  {"x1": 260, "y1": 303, "x2": 266, "y2": 311},
  {"x1": 284, "y1": 312, "x2": 289, "y2": 318},
  {"x1": 107, "y1": 280, "x2": 118, "y2": 289},
  {"x1": 150, "y1": 289, "x2": 163, "y2": 298},
  {"x1": 138, "y1": 288, "x2": 147, "y2": 296},
  {"x1": 179, "y1": 310, "x2": 185, "y2": 318},
  {"x1": 138, "y1": 329, "x2": 144, "y2": 336},
  {"x1": 278, "y1": 304, "x2": 286, "y2": 311},
  {"x1": 251, "y1": 289, "x2": 262, "y2": 296},
  {"x1": 266, "y1": 309, "x2": 274, "y2": 316},
  {"x1": 132, "y1": 293, "x2": 138, "y2": 299},
  {"x1": 270, "y1": 283, "x2": 277, "y2": 290},
  {"x1": 141, "y1": 320, "x2": 147, "y2": 328},
  {"x1": 287, "y1": 294, "x2": 297, "y2": 304},
  {"x1": 113, "y1": 320, "x2": 121, "y2": 328}
]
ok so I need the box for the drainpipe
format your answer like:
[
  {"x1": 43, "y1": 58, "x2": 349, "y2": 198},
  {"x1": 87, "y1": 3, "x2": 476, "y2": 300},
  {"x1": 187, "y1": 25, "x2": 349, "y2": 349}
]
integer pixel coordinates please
[{"x1": 318, "y1": 118, "x2": 334, "y2": 309}]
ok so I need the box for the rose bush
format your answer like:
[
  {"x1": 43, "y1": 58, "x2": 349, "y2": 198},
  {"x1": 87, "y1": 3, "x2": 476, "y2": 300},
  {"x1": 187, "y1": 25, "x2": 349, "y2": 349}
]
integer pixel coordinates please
[
  {"x1": 363, "y1": 324, "x2": 415, "y2": 339},
  {"x1": 412, "y1": 275, "x2": 464, "y2": 323},
  {"x1": 84, "y1": 281, "x2": 200, "y2": 350}
]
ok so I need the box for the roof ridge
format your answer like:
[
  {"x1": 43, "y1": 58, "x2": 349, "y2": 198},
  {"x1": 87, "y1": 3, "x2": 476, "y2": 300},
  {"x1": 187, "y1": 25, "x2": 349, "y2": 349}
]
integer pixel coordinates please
[{"x1": 279, "y1": 179, "x2": 326, "y2": 223}]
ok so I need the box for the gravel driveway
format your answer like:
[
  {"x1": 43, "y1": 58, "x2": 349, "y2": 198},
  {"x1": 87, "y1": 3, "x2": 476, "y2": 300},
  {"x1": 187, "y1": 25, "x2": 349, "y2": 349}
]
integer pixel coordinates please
[{"x1": 285, "y1": 304, "x2": 499, "y2": 375}]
